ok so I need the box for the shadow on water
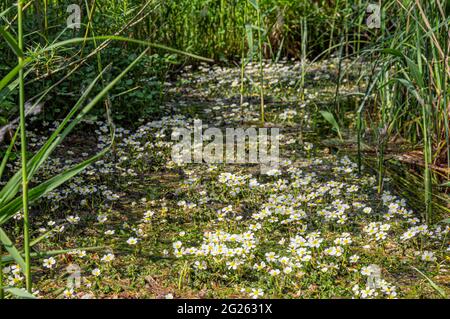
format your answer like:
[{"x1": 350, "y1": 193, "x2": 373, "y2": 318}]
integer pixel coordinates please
[{"x1": 309, "y1": 97, "x2": 450, "y2": 222}]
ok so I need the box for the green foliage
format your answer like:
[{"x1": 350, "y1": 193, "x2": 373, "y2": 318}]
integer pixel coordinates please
[
  {"x1": 411, "y1": 266, "x2": 447, "y2": 299},
  {"x1": 357, "y1": 0, "x2": 449, "y2": 222},
  {"x1": 319, "y1": 110, "x2": 343, "y2": 141}
]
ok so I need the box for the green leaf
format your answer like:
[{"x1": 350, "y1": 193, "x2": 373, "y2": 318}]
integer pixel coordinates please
[
  {"x1": 248, "y1": 0, "x2": 259, "y2": 10},
  {"x1": 4, "y1": 287, "x2": 37, "y2": 299},
  {"x1": 404, "y1": 57, "x2": 424, "y2": 88},
  {"x1": 43, "y1": 36, "x2": 213, "y2": 62},
  {"x1": 0, "y1": 148, "x2": 109, "y2": 224},
  {"x1": 0, "y1": 68, "x2": 33, "y2": 106},
  {"x1": 250, "y1": 25, "x2": 265, "y2": 33},
  {"x1": 0, "y1": 27, "x2": 23, "y2": 57},
  {"x1": 439, "y1": 181, "x2": 450, "y2": 187},
  {"x1": 245, "y1": 24, "x2": 253, "y2": 56},
  {"x1": 0, "y1": 227, "x2": 26, "y2": 273},
  {"x1": 29, "y1": 229, "x2": 54, "y2": 247},
  {"x1": 1, "y1": 246, "x2": 104, "y2": 264},
  {"x1": 0, "y1": 49, "x2": 146, "y2": 209},
  {"x1": 381, "y1": 48, "x2": 403, "y2": 58},
  {"x1": 411, "y1": 266, "x2": 447, "y2": 298},
  {"x1": 0, "y1": 6, "x2": 13, "y2": 19},
  {"x1": 0, "y1": 127, "x2": 19, "y2": 181},
  {"x1": 395, "y1": 78, "x2": 425, "y2": 108},
  {"x1": 0, "y1": 60, "x2": 29, "y2": 92},
  {"x1": 382, "y1": 49, "x2": 424, "y2": 88},
  {"x1": 0, "y1": 69, "x2": 104, "y2": 206},
  {"x1": 319, "y1": 110, "x2": 343, "y2": 141}
]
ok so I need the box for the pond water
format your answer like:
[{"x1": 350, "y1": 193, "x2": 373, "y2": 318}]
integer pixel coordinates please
[{"x1": 1, "y1": 59, "x2": 448, "y2": 299}]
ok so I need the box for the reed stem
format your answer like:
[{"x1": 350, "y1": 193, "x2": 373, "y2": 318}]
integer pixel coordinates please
[
  {"x1": 256, "y1": 0, "x2": 265, "y2": 124},
  {"x1": 0, "y1": 244, "x2": 4, "y2": 299},
  {"x1": 17, "y1": 0, "x2": 32, "y2": 293}
]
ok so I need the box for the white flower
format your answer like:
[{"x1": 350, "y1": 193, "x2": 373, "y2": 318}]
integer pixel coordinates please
[
  {"x1": 173, "y1": 241, "x2": 183, "y2": 250},
  {"x1": 421, "y1": 251, "x2": 436, "y2": 262},
  {"x1": 265, "y1": 169, "x2": 281, "y2": 177},
  {"x1": 375, "y1": 232, "x2": 387, "y2": 241},
  {"x1": 307, "y1": 238, "x2": 323, "y2": 248},
  {"x1": 66, "y1": 215, "x2": 80, "y2": 224},
  {"x1": 249, "y1": 179, "x2": 260, "y2": 188},
  {"x1": 269, "y1": 269, "x2": 280, "y2": 276},
  {"x1": 226, "y1": 260, "x2": 240, "y2": 270},
  {"x1": 303, "y1": 142, "x2": 313, "y2": 151},
  {"x1": 92, "y1": 268, "x2": 101, "y2": 277},
  {"x1": 360, "y1": 287, "x2": 375, "y2": 299},
  {"x1": 63, "y1": 288, "x2": 75, "y2": 299},
  {"x1": 43, "y1": 257, "x2": 56, "y2": 269},
  {"x1": 360, "y1": 266, "x2": 373, "y2": 276},
  {"x1": 55, "y1": 225, "x2": 65, "y2": 233},
  {"x1": 127, "y1": 237, "x2": 139, "y2": 245},
  {"x1": 249, "y1": 288, "x2": 264, "y2": 299},
  {"x1": 400, "y1": 229, "x2": 417, "y2": 241},
  {"x1": 253, "y1": 262, "x2": 266, "y2": 271},
  {"x1": 97, "y1": 214, "x2": 108, "y2": 223},
  {"x1": 265, "y1": 252, "x2": 278, "y2": 262},
  {"x1": 101, "y1": 253, "x2": 115, "y2": 263},
  {"x1": 144, "y1": 210, "x2": 155, "y2": 218},
  {"x1": 352, "y1": 284, "x2": 360, "y2": 295},
  {"x1": 10, "y1": 265, "x2": 21, "y2": 275},
  {"x1": 283, "y1": 267, "x2": 293, "y2": 274}
]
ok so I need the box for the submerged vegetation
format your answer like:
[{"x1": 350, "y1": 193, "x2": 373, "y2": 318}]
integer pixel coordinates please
[{"x1": 0, "y1": 0, "x2": 449, "y2": 299}]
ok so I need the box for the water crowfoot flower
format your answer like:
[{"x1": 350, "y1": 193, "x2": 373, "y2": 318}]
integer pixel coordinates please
[
  {"x1": 249, "y1": 288, "x2": 264, "y2": 299},
  {"x1": 43, "y1": 257, "x2": 57, "y2": 269},
  {"x1": 101, "y1": 253, "x2": 115, "y2": 263},
  {"x1": 92, "y1": 268, "x2": 101, "y2": 277},
  {"x1": 127, "y1": 237, "x2": 139, "y2": 245}
]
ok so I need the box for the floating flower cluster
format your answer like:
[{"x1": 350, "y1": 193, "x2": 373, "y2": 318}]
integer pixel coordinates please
[{"x1": 1, "y1": 59, "x2": 448, "y2": 299}]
